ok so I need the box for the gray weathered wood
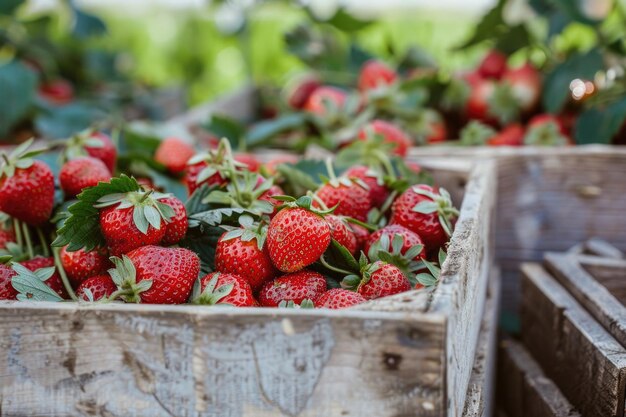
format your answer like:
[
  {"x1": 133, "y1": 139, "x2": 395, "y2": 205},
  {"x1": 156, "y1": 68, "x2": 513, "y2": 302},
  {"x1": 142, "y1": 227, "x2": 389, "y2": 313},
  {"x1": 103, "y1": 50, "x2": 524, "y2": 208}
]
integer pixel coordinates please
[
  {"x1": 497, "y1": 337, "x2": 581, "y2": 417},
  {"x1": 462, "y1": 267, "x2": 500, "y2": 417},
  {"x1": 545, "y1": 253, "x2": 626, "y2": 348},
  {"x1": 579, "y1": 255, "x2": 626, "y2": 306},
  {"x1": 521, "y1": 263, "x2": 626, "y2": 417}
]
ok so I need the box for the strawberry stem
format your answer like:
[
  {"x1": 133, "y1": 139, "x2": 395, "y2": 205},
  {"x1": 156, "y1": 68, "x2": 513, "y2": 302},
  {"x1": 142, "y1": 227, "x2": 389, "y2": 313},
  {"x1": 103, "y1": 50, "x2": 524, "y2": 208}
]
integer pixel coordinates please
[
  {"x1": 309, "y1": 191, "x2": 329, "y2": 211},
  {"x1": 52, "y1": 246, "x2": 78, "y2": 301},
  {"x1": 36, "y1": 228, "x2": 50, "y2": 257},
  {"x1": 138, "y1": 189, "x2": 154, "y2": 203},
  {"x1": 325, "y1": 158, "x2": 338, "y2": 184},
  {"x1": 373, "y1": 190, "x2": 397, "y2": 225},
  {"x1": 12, "y1": 218, "x2": 23, "y2": 249},
  {"x1": 1, "y1": 153, "x2": 10, "y2": 166},
  {"x1": 21, "y1": 222, "x2": 34, "y2": 259},
  {"x1": 319, "y1": 254, "x2": 355, "y2": 276}
]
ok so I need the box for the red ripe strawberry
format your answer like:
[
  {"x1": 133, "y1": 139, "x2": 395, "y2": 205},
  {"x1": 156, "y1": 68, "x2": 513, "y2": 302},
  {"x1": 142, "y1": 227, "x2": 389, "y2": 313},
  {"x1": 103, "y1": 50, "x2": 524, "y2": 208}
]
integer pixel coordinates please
[
  {"x1": 465, "y1": 77, "x2": 497, "y2": 123},
  {"x1": 477, "y1": 50, "x2": 508, "y2": 80},
  {"x1": 184, "y1": 161, "x2": 227, "y2": 195},
  {"x1": 365, "y1": 224, "x2": 426, "y2": 261},
  {"x1": 315, "y1": 288, "x2": 366, "y2": 309},
  {"x1": 96, "y1": 188, "x2": 177, "y2": 255},
  {"x1": 109, "y1": 246, "x2": 200, "y2": 304},
  {"x1": 524, "y1": 115, "x2": 570, "y2": 146},
  {"x1": 315, "y1": 171, "x2": 371, "y2": 222},
  {"x1": 528, "y1": 114, "x2": 568, "y2": 136},
  {"x1": 343, "y1": 260, "x2": 410, "y2": 300},
  {"x1": 326, "y1": 215, "x2": 358, "y2": 255},
  {"x1": 184, "y1": 140, "x2": 239, "y2": 195},
  {"x1": 39, "y1": 79, "x2": 74, "y2": 105},
  {"x1": 21, "y1": 256, "x2": 68, "y2": 298},
  {"x1": 488, "y1": 123, "x2": 525, "y2": 146},
  {"x1": 284, "y1": 74, "x2": 321, "y2": 109},
  {"x1": 390, "y1": 185, "x2": 459, "y2": 252},
  {"x1": 155, "y1": 137, "x2": 195, "y2": 174},
  {"x1": 60, "y1": 246, "x2": 110, "y2": 288},
  {"x1": 358, "y1": 60, "x2": 397, "y2": 92},
  {"x1": 348, "y1": 223, "x2": 370, "y2": 253},
  {"x1": 215, "y1": 229, "x2": 275, "y2": 292},
  {"x1": 358, "y1": 120, "x2": 411, "y2": 157},
  {"x1": 60, "y1": 157, "x2": 111, "y2": 198},
  {"x1": 193, "y1": 272, "x2": 256, "y2": 307},
  {"x1": 259, "y1": 270, "x2": 326, "y2": 307},
  {"x1": 0, "y1": 227, "x2": 15, "y2": 250},
  {"x1": 76, "y1": 274, "x2": 117, "y2": 301},
  {"x1": 159, "y1": 196, "x2": 187, "y2": 245},
  {"x1": 266, "y1": 200, "x2": 331, "y2": 273},
  {"x1": 502, "y1": 63, "x2": 541, "y2": 113},
  {"x1": 262, "y1": 155, "x2": 299, "y2": 176},
  {"x1": 234, "y1": 153, "x2": 260, "y2": 172},
  {"x1": 344, "y1": 165, "x2": 389, "y2": 208},
  {"x1": 259, "y1": 184, "x2": 285, "y2": 212},
  {"x1": 0, "y1": 142, "x2": 55, "y2": 226},
  {"x1": 303, "y1": 86, "x2": 347, "y2": 117},
  {"x1": 0, "y1": 263, "x2": 17, "y2": 300},
  {"x1": 85, "y1": 132, "x2": 117, "y2": 173}
]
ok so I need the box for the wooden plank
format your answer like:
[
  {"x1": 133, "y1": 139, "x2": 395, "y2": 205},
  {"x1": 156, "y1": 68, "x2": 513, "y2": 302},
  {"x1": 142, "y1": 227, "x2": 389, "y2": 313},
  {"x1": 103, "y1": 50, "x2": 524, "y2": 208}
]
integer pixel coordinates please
[
  {"x1": 497, "y1": 337, "x2": 581, "y2": 417},
  {"x1": 579, "y1": 255, "x2": 626, "y2": 305},
  {"x1": 545, "y1": 253, "x2": 626, "y2": 347},
  {"x1": 0, "y1": 303, "x2": 445, "y2": 417},
  {"x1": 520, "y1": 263, "x2": 626, "y2": 417},
  {"x1": 567, "y1": 239, "x2": 624, "y2": 259},
  {"x1": 462, "y1": 267, "x2": 500, "y2": 417}
]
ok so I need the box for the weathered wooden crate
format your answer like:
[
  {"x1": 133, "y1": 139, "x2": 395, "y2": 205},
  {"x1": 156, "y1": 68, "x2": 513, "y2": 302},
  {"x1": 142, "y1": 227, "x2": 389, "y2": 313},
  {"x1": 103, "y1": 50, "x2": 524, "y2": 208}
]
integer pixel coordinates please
[
  {"x1": 0, "y1": 159, "x2": 496, "y2": 417},
  {"x1": 496, "y1": 337, "x2": 581, "y2": 417},
  {"x1": 520, "y1": 262, "x2": 626, "y2": 417}
]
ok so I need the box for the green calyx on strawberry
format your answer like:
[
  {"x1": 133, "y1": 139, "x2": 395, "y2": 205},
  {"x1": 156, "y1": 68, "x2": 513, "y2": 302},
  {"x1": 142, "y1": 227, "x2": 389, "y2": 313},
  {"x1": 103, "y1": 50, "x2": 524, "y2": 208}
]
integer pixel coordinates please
[
  {"x1": 273, "y1": 194, "x2": 334, "y2": 216},
  {"x1": 219, "y1": 214, "x2": 267, "y2": 251},
  {"x1": 414, "y1": 249, "x2": 447, "y2": 289},
  {"x1": 185, "y1": 138, "x2": 245, "y2": 194},
  {"x1": 487, "y1": 82, "x2": 523, "y2": 125},
  {"x1": 366, "y1": 229, "x2": 425, "y2": 284},
  {"x1": 278, "y1": 299, "x2": 315, "y2": 309},
  {"x1": 0, "y1": 139, "x2": 46, "y2": 178},
  {"x1": 106, "y1": 255, "x2": 153, "y2": 303},
  {"x1": 460, "y1": 121, "x2": 497, "y2": 146},
  {"x1": 411, "y1": 186, "x2": 459, "y2": 237},
  {"x1": 340, "y1": 255, "x2": 411, "y2": 299},
  {"x1": 341, "y1": 253, "x2": 381, "y2": 291},
  {"x1": 523, "y1": 120, "x2": 569, "y2": 146},
  {"x1": 63, "y1": 130, "x2": 117, "y2": 172},
  {"x1": 190, "y1": 272, "x2": 234, "y2": 306},
  {"x1": 202, "y1": 171, "x2": 275, "y2": 216}
]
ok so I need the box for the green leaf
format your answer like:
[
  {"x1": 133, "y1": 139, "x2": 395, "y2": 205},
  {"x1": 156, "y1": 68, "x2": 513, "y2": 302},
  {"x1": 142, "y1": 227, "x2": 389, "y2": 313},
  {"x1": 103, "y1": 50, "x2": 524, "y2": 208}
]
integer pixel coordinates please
[
  {"x1": 71, "y1": 4, "x2": 107, "y2": 38},
  {"x1": 53, "y1": 175, "x2": 141, "y2": 251},
  {"x1": 322, "y1": 239, "x2": 360, "y2": 275},
  {"x1": 190, "y1": 208, "x2": 250, "y2": 227},
  {"x1": 0, "y1": 61, "x2": 38, "y2": 137},
  {"x1": 0, "y1": 0, "x2": 22, "y2": 14},
  {"x1": 179, "y1": 223, "x2": 223, "y2": 274},
  {"x1": 276, "y1": 162, "x2": 323, "y2": 197},
  {"x1": 574, "y1": 98, "x2": 626, "y2": 144},
  {"x1": 11, "y1": 266, "x2": 64, "y2": 302},
  {"x1": 35, "y1": 103, "x2": 104, "y2": 139},
  {"x1": 322, "y1": 7, "x2": 373, "y2": 32},
  {"x1": 202, "y1": 114, "x2": 245, "y2": 148},
  {"x1": 455, "y1": 0, "x2": 505, "y2": 50},
  {"x1": 246, "y1": 113, "x2": 309, "y2": 148},
  {"x1": 542, "y1": 49, "x2": 604, "y2": 113}
]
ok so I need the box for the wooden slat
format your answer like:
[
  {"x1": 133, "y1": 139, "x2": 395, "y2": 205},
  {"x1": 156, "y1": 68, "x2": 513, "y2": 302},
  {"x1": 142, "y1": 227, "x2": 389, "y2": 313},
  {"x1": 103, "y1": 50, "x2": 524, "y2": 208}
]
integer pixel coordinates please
[
  {"x1": 545, "y1": 253, "x2": 626, "y2": 347},
  {"x1": 462, "y1": 267, "x2": 500, "y2": 417},
  {"x1": 579, "y1": 256, "x2": 626, "y2": 305},
  {"x1": 0, "y1": 303, "x2": 445, "y2": 417},
  {"x1": 497, "y1": 337, "x2": 581, "y2": 417},
  {"x1": 520, "y1": 263, "x2": 626, "y2": 417}
]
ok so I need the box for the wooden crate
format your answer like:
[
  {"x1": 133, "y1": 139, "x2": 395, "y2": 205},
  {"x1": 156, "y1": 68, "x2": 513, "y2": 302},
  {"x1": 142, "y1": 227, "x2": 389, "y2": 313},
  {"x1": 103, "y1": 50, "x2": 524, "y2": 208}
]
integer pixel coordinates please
[
  {"x1": 520, "y1": 262, "x2": 626, "y2": 417},
  {"x1": 497, "y1": 337, "x2": 581, "y2": 417},
  {"x1": 0, "y1": 160, "x2": 496, "y2": 417}
]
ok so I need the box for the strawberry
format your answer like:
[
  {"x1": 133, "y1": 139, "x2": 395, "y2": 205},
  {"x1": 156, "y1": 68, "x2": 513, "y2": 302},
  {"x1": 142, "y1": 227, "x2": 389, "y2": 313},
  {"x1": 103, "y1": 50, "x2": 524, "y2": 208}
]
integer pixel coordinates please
[
  {"x1": 465, "y1": 77, "x2": 497, "y2": 124},
  {"x1": 315, "y1": 288, "x2": 366, "y2": 309},
  {"x1": 0, "y1": 263, "x2": 17, "y2": 300},
  {"x1": 266, "y1": 197, "x2": 331, "y2": 272},
  {"x1": 96, "y1": 188, "x2": 176, "y2": 255},
  {"x1": 108, "y1": 246, "x2": 200, "y2": 304},
  {"x1": 159, "y1": 196, "x2": 187, "y2": 245},
  {"x1": 284, "y1": 74, "x2": 321, "y2": 109},
  {"x1": 365, "y1": 224, "x2": 425, "y2": 262},
  {"x1": 0, "y1": 141, "x2": 54, "y2": 226},
  {"x1": 38, "y1": 79, "x2": 74, "y2": 105},
  {"x1": 184, "y1": 140, "x2": 240, "y2": 195},
  {"x1": 358, "y1": 120, "x2": 411, "y2": 157},
  {"x1": 477, "y1": 50, "x2": 508, "y2": 80},
  {"x1": 76, "y1": 274, "x2": 117, "y2": 301},
  {"x1": 524, "y1": 116, "x2": 570, "y2": 146},
  {"x1": 348, "y1": 222, "x2": 370, "y2": 253},
  {"x1": 315, "y1": 180, "x2": 371, "y2": 222},
  {"x1": 487, "y1": 123, "x2": 525, "y2": 146},
  {"x1": 303, "y1": 86, "x2": 347, "y2": 117},
  {"x1": 214, "y1": 225, "x2": 275, "y2": 292},
  {"x1": 0, "y1": 227, "x2": 15, "y2": 250},
  {"x1": 259, "y1": 270, "x2": 326, "y2": 307},
  {"x1": 528, "y1": 114, "x2": 569, "y2": 137},
  {"x1": 344, "y1": 165, "x2": 389, "y2": 208},
  {"x1": 154, "y1": 137, "x2": 195, "y2": 174},
  {"x1": 262, "y1": 155, "x2": 299, "y2": 176},
  {"x1": 358, "y1": 60, "x2": 397, "y2": 92},
  {"x1": 60, "y1": 157, "x2": 112, "y2": 198},
  {"x1": 21, "y1": 256, "x2": 68, "y2": 299},
  {"x1": 342, "y1": 260, "x2": 410, "y2": 300},
  {"x1": 390, "y1": 185, "x2": 459, "y2": 252},
  {"x1": 502, "y1": 63, "x2": 541, "y2": 113},
  {"x1": 407, "y1": 109, "x2": 448, "y2": 145},
  {"x1": 85, "y1": 132, "x2": 117, "y2": 172},
  {"x1": 234, "y1": 153, "x2": 260, "y2": 172},
  {"x1": 326, "y1": 215, "x2": 358, "y2": 255},
  {"x1": 259, "y1": 184, "x2": 286, "y2": 213},
  {"x1": 192, "y1": 272, "x2": 256, "y2": 307},
  {"x1": 60, "y1": 246, "x2": 111, "y2": 288}
]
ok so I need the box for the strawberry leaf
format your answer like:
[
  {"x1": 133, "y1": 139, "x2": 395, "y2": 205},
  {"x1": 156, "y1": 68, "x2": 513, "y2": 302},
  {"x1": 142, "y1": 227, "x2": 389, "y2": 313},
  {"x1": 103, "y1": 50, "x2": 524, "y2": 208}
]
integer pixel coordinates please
[
  {"x1": 11, "y1": 264, "x2": 64, "y2": 302},
  {"x1": 52, "y1": 175, "x2": 141, "y2": 252}
]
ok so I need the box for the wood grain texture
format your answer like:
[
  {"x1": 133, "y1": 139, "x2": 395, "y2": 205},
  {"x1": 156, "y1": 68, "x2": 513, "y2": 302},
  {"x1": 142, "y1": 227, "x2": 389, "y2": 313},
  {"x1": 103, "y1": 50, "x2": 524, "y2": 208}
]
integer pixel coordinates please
[
  {"x1": 520, "y1": 263, "x2": 626, "y2": 417},
  {"x1": 462, "y1": 267, "x2": 500, "y2": 417},
  {"x1": 497, "y1": 338, "x2": 581, "y2": 417},
  {"x1": 545, "y1": 253, "x2": 626, "y2": 347}
]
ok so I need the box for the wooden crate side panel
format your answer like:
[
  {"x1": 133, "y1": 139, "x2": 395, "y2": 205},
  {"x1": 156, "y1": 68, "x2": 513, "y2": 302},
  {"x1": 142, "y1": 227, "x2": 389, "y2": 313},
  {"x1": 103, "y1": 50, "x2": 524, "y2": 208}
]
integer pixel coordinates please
[
  {"x1": 520, "y1": 264, "x2": 626, "y2": 417},
  {"x1": 545, "y1": 253, "x2": 626, "y2": 347},
  {"x1": 497, "y1": 338, "x2": 581, "y2": 417},
  {"x1": 580, "y1": 256, "x2": 626, "y2": 305},
  {"x1": 0, "y1": 304, "x2": 445, "y2": 417},
  {"x1": 462, "y1": 267, "x2": 500, "y2": 417}
]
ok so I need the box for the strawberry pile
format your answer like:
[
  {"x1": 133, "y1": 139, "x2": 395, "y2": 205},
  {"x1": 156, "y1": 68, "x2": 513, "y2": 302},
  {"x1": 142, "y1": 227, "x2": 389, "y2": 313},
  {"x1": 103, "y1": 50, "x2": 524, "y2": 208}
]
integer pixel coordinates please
[{"x1": 0, "y1": 132, "x2": 458, "y2": 309}]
